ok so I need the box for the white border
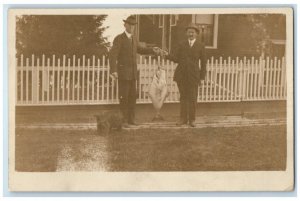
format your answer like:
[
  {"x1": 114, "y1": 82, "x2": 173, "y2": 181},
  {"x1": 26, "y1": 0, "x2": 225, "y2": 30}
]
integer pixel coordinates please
[{"x1": 7, "y1": 7, "x2": 294, "y2": 192}]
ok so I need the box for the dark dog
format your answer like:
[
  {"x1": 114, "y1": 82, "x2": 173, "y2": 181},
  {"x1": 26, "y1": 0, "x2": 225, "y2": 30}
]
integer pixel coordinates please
[{"x1": 94, "y1": 111, "x2": 123, "y2": 135}]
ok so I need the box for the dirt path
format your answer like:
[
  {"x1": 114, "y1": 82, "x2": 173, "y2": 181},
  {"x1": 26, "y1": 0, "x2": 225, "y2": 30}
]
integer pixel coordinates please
[
  {"x1": 17, "y1": 115, "x2": 286, "y2": 130},
  {"x1": 56, "y1": 136, "x2": 109, "y2": 171}
]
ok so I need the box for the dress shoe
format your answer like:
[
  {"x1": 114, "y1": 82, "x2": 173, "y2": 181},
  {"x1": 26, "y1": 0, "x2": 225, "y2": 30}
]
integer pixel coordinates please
[
  {"x1": 176, "y1": 120, "x2": 187, "y2": 126},
  {"x1": 189, "y1": 121, "x2": 196, "y2": 127},
  {"x1": 128, "y1": 121, "x2": 139, "y2": 126},
  {"x1": 122, "y1": 123, "x2": 130, "y2": 128}
]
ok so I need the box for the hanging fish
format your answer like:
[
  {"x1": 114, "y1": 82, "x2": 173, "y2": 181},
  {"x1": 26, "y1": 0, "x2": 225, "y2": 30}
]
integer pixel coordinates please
[{"x1": 148, "y1": 65, "x2": 169, "y2": 121}]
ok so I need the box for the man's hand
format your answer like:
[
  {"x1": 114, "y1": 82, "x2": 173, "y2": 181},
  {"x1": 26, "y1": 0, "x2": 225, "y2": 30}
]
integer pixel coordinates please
[
  {"x1": 153, "y1": 47, "x2": 169, "y2": 57},
  {"x1": 161, "y1": 50, "x2": 169, "y2": 57},
  {"x1": 111, "y1": 72, "x2": 118, "y2": 79},
  {"x1": 152, "y1": 47, "x2": 161, "y2": 55}
]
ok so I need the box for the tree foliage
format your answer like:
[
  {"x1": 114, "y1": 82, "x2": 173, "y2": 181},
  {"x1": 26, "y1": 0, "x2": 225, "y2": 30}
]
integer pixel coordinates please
[
  {"x1": 16, "y1": 15, "x2": 110, "y2": 58},
  {"x1": 246, "y1": 14, "x2": 286, "y2": 57}
]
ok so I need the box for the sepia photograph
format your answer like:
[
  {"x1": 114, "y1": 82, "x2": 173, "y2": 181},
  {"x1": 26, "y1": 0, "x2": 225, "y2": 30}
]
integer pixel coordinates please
[{"x1": 8, "y1": 8, "x2": 294, "y2": 191}]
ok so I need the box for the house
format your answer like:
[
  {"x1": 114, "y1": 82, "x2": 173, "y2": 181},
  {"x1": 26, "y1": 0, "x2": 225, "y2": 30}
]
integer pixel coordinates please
[{"x1": 135, "y1": 14, "x2": 286, "y2": 59}]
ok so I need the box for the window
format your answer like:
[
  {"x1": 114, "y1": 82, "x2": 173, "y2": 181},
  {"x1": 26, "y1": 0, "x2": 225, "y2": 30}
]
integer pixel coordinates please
[
  {"x1": 192, "y1": 14, "x2": 218, "y2": 48},
  {"x1": 170, "y1": 15, "x2": 177, "y2": 26}
]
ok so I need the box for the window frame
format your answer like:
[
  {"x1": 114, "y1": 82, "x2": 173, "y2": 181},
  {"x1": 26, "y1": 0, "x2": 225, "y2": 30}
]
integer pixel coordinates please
[
  {"x1": 192, "y1": 14, "x2": 219, "y2": 49},
  {"x1": 159, "y1": 15, "x2": 164, "y2": 28}
]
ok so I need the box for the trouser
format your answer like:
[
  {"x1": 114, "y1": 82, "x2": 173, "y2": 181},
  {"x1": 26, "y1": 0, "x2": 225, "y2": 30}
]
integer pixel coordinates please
[
  {"x1": 118, "y1": 79, "x2": 137, "y2": 124},
  {"x1": 177, "y1": 81, "x2": 198, "y2": 122}
]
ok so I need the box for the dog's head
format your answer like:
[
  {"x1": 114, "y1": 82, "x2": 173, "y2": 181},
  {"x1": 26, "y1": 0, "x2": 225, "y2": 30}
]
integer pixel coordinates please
[{"x1": 94, "y1": 112, "x2": 107, "y2": 122}]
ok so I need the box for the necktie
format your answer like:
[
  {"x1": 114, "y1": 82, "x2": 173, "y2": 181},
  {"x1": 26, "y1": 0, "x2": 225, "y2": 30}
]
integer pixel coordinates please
[{"x1": 189, "y1": 40, "x2": 192, "y2": 47}]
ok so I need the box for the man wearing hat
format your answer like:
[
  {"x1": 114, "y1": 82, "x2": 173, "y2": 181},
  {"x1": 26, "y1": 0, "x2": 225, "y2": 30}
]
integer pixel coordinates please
[
  {"x1": 164, "y1": 23, "x2": 207, "y2": 127},
  {"x1": 109, "y1": 15, "x2": 161, "y2": 128}
]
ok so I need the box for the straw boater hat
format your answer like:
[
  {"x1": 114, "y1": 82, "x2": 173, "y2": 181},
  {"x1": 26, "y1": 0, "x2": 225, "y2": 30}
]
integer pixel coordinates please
[
  {"x1": 123, "y1": 15, "x2": 137, "y2": 25},
  {"x1": 185, "y1": 23, "x2": 200, "y2": 34}
]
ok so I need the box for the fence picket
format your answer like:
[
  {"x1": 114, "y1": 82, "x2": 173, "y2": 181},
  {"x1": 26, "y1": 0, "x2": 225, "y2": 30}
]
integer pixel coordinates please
[
  {"x1": 244, "y1": 58, "x2": 248, "y2": 100},
  {"x1": 265, "y1": 57, "x2": 270, "y2": 99},
  {"x1": 57, "y1": 58, "x2": 61, "y2": 102},
  {"x1": 258, "y1": 58, "x2": 263, "y2": 99},
  {"x1": 82, "y1": 55, "x2": 86, "y2": 101},
  {"x1": 249, "y1": 57, "x2": 254, "y2": 100},
  {"x1": 77, "y1": 58, "x2": 80, "y2": 102},
  {"x1": 97, "y1": 58, "x2": 100, "y2": 101},
  {"x1": 101, "y1": 56, "x2": 105, "y2": 102},
  {"x1": 31, "y1": 55, "x2": 34, "y2": 103},
  {"x1": 26, "y1": 57, "x2": 29, "y2": 103},
  {"x1": 62, "y1": 55, "x2": 66, "y2": 102},
  {"x1": 92, "y1": 56, "x2": 95, "y2": 102},
  {"x1": 279, "y1": 58, "x2": 284, "y2": 99},
  {"x1": 47, "y1": 58, "x2": 50, "y2": 103},
  {"x1": 87, "y1": 58, "x2": 90, "y2": 101},
  {"x1": 275, "y1": 58, "x2": 281, "y2": 99},
  {"x1": 36, "y1": 58, "x2": 40, "y2": 103},
  {"x1": 238, "y1": 59, "x2": 243, "y2": 100},
  {"x1": 138, "y1": 56, "x2": 142, "y2": 102},
  {"x1": 227, "y1": 57, "x2": 231, "y2": 101},
  {"x1": 254, "y1": 59, "x2": 258, "y2": 100},
  {"x1": 220, "y1": 60, "x2": 226, "y2": 100},
  {"x1": 233, "y1": 59, "x2": 238, "y2": 100},
  {"x1": 67, "y1": 58, "x2": 70, "y2": 103},
  {"x1": 268, "y1": 58, "x2": 274, "y2": 99},
  {"x1": 42, "y1": 55, "x2": 45, "y2": 103},
  {"x1": 20, "y1": 55, "x2": 24, "y2": 103},
  {"x1": 106, "y1": 57, "x2": 110, "y2": 103},
  {"x1": 52, "y1": 55, "x2": 55, "y2": 102},
  {"x1": 229, "y1": 58, "x2": 234, "y2": 101},
  {"x1": 282, "y1": 57, "x2": 287, "y2": 98},
  {"x1": 272, "y1": 57, "x2": 277, "y2": 99},
  {"x1": 72, "y1": 55, "x2": 75, "y2": 103}
]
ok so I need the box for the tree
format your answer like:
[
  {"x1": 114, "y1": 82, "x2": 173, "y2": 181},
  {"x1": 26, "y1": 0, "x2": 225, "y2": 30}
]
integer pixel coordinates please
[
  {"x1": 16, "y1": 15, "x2": 110, "y2": 58},
  {"x1": 246, "y1": 14, "x2": 286, "y2": 58}
]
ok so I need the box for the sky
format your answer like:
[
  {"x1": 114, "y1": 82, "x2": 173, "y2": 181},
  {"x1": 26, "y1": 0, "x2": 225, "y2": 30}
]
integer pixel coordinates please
[{"x1": 102, "y1": 14, "x2": 131, "y2": 43}]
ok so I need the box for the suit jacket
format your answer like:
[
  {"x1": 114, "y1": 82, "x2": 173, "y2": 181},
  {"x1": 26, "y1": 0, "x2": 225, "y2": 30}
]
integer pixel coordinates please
[
  {"x1": 109, "y1": 32, "x2": 154, "y2": 80},
  {"x1": 167, "y1": 39, "x2": 207, "y2": 85}
]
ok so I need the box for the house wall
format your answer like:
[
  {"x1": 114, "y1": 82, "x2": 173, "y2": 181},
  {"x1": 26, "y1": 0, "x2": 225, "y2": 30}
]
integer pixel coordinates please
[
  {"x1": 137, "y1": 14, "x2": 286, "y2": 59},
  {"x1": 138, "y1": 15, "x2": 162, "y2": 47}
]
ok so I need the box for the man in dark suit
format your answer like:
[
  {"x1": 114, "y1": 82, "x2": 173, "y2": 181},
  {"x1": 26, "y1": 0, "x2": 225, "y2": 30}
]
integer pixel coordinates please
[
  {"x1": 109, "y1": 15, "x2": 161, "y2": 128},
  {"x1": 165, "y1": 23, "x2": 207, "y2": 127}
]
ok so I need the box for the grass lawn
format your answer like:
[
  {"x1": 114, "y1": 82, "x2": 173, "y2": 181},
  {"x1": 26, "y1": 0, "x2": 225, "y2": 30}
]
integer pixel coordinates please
[{"x1": 15, "y1": 125, "x2": 286, "y2": 172}]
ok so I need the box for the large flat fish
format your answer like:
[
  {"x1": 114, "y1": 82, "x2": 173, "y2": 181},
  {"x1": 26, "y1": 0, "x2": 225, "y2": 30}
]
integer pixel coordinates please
[{"x1": 148, "y1": 67, "x2": 169, "y2": 121}]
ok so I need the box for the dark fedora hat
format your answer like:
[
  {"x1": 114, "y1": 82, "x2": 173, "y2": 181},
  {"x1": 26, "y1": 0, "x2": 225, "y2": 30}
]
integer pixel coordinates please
[
  {"x1": 185, "y1": 23, "x2": 200, "y2": 34},
  {"x1": 123, "y1": 15, "x2": 137, "y2": 25}
]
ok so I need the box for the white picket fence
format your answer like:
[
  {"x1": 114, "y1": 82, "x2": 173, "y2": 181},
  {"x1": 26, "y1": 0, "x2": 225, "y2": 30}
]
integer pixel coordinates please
[{"x1": 15, "y1": 55, "x2": 287, "y2": 106}]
